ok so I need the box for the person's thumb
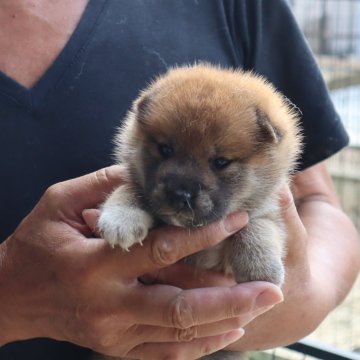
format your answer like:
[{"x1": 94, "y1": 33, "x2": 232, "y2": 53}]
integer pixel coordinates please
[{"x1": 47, "y1": 165, "x2": 126, "y2": 213}]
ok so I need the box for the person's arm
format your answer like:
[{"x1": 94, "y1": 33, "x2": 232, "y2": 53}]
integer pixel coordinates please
[
  {"x1": 225, "y1": 161, "x2": 360, "y2": 350},
  {"x1": 0, "y1": 166, "x2": 283, "y2": 359}
]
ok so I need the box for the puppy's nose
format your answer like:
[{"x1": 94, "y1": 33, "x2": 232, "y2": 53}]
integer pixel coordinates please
[
  {"x1": 174, "y1": 189, "x2": 193, "y2": 203},
  {"x1": 168, "y1": 188, "x2": 196, "y2": 209}
]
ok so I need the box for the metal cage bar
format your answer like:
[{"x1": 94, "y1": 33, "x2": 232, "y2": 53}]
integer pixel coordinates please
[{"x1": 287, "y1": 339, "x2": 360, "y2": 360}]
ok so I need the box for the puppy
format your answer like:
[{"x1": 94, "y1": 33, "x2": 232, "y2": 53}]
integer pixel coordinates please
[{"x1": 97, "y1": 64, "x2": 302, "y2": 359}]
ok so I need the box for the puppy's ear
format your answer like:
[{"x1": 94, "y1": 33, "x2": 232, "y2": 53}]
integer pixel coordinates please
[
  {"x1": 134, "y1": 92, "x2": 152, "y2": 125},
  {"x1": 255, "y1": 108, "x2": 282, "y2": 144}
]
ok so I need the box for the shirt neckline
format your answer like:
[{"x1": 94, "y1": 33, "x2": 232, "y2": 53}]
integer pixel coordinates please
[{"x1": 0, "y1": 0, "x2": 108, "y2": 110}]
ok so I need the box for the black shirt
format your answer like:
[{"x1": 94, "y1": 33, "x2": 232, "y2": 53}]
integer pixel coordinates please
[{"x1": 0, "y1": 0, "x2": 348, "y2": 359}]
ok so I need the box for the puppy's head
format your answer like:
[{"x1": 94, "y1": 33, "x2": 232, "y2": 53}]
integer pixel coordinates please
[{"x1": 118, "y1": 65, "x2": 301, "y2": 227}]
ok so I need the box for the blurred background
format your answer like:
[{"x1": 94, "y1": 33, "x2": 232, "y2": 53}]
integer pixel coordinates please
[{"x1": 252, "y1": 0, "x2": 360, "y2": 359}]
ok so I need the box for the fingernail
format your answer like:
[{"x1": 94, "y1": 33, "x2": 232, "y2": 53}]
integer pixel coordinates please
[
  {"x1": 82, "y1": 209, "x2": 99, "y2": 232},
  {"x1": 223, "y1": 328, "x2": 245, "y2": 343},
  {"x1": 105, "y1": 165, "x2": 127, "y2": 182},
  {"x1": 255, "y1": 288, "x2": 284, "y2": 309},
  {"x1": 224, "y1": 211, "x2": 248, "y2": 233}
]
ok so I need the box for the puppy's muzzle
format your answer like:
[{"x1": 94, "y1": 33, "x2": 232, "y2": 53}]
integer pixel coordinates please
[{"x1": 154, "y1": 174, "x2": 216, "y2": 227}]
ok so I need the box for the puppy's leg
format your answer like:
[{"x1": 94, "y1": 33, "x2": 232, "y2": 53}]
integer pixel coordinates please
[
  {"x1": 98, "y1": 184, "x2": 154, "y2": 250},
  {"x1": 228, "y1": 217, "x2": 286, "y2": 287}
]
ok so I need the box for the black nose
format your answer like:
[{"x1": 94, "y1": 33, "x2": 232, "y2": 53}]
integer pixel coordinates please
[
  {"x1": 174, "y1": 189, "x2": 193, "y2": 205},
  {"x1": 163, "y1": 174, "x2": 201, "y2": 210},
  {"x1": 166, "y1": 186, "x2": 197, "y2": 210}
]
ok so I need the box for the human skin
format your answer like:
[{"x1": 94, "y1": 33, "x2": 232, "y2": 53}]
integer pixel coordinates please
[
  {"x1": 0, "y1": 0, "x2": 90, "y2": 88},
  {"x1": 0, "y1": 166, "x2": 283, "y2": 359}
]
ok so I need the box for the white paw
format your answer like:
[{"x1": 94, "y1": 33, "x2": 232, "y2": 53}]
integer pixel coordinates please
[{"x1": 98, "y1": 206, "x2": 153, "y2": 250}]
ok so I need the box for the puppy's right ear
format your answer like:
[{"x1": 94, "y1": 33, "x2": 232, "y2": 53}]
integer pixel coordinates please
[
  {"x1": 255, "y1": 108, "x2": 283, "y2": 144},
  {"x1": 134, "y1": 93, "x2": 152, "y2": 126}
]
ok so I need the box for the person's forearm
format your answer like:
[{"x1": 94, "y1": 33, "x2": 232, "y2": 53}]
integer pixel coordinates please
[
  {"x1": 295, "y1": 162, "x2": 360, "y2": 308},
  {"x1": 301, "y1": 198, "x2": 360, "y2": 307}
]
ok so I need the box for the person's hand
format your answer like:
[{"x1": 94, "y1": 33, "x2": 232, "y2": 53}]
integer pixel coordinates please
[{"x1": 0, "y1": 166, "x2": 283, "y2": 359}]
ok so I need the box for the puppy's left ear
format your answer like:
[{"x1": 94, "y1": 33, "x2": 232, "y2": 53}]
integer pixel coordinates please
[{"x1": 256, "y1": 108, "x2": 283, "y2": 144}]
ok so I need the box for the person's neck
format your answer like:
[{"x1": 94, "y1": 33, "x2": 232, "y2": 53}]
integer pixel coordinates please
[{"x1": 0, "y1": 0, "x2": 89, "y2": 88}]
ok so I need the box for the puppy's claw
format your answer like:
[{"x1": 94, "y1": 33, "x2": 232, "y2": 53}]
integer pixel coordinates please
[{"x1": 98, "y1": 205, "x2": 153, "y2": 250}]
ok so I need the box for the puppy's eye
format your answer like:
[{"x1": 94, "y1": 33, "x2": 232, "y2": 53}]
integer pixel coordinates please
[
  {"x1": 158, "y1": 144, "x2": 174, "y2": 158},
  {"x1": 213, "y1": 157, "x2": 232, "y2": 170}
]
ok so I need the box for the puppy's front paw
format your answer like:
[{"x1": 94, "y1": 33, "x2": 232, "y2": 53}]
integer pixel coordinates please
[
  {"x1": 229, "y1": 218, "x2": 286, "y2": 287},
  {"x1": 256, "y1": 259, "x2": 285, "y2": 287},
  {"x1": 98, "y1": 206, "x2": 153, "y2": 250},
  {"x1": 232, "y1": 254, "x2": 285, "y2": 287}
]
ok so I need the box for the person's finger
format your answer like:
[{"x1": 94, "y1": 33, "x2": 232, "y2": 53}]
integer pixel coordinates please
[
  {"x1": 120, "y1": 318, "x2": 244, "y2": 347},
  {"x1": 127, "y1": 329, "x2": 244, "y2": 360},
  {"x1": 129, "y1": 304, "x2": 273, "y2": 346},
  {"x1": 125, "y1": 281, "x2": 282, "y2": 327},
  {"x1": 140, "y1": 262, "x2": 236, "y2": 288},
  {"x1": 45, "y1": 166, "x2": 126, "y2": 215},
  {"x1": 113, "y1": 211, "x2": 248, "y2": 277},
  {"x1": 75, "y1": 211, "x2": 244, "y2": 276}
]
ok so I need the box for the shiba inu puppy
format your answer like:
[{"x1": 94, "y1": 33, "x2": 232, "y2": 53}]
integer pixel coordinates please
[{"x1": 97, "y1": 64, "x2": 302, "y2": 359}]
